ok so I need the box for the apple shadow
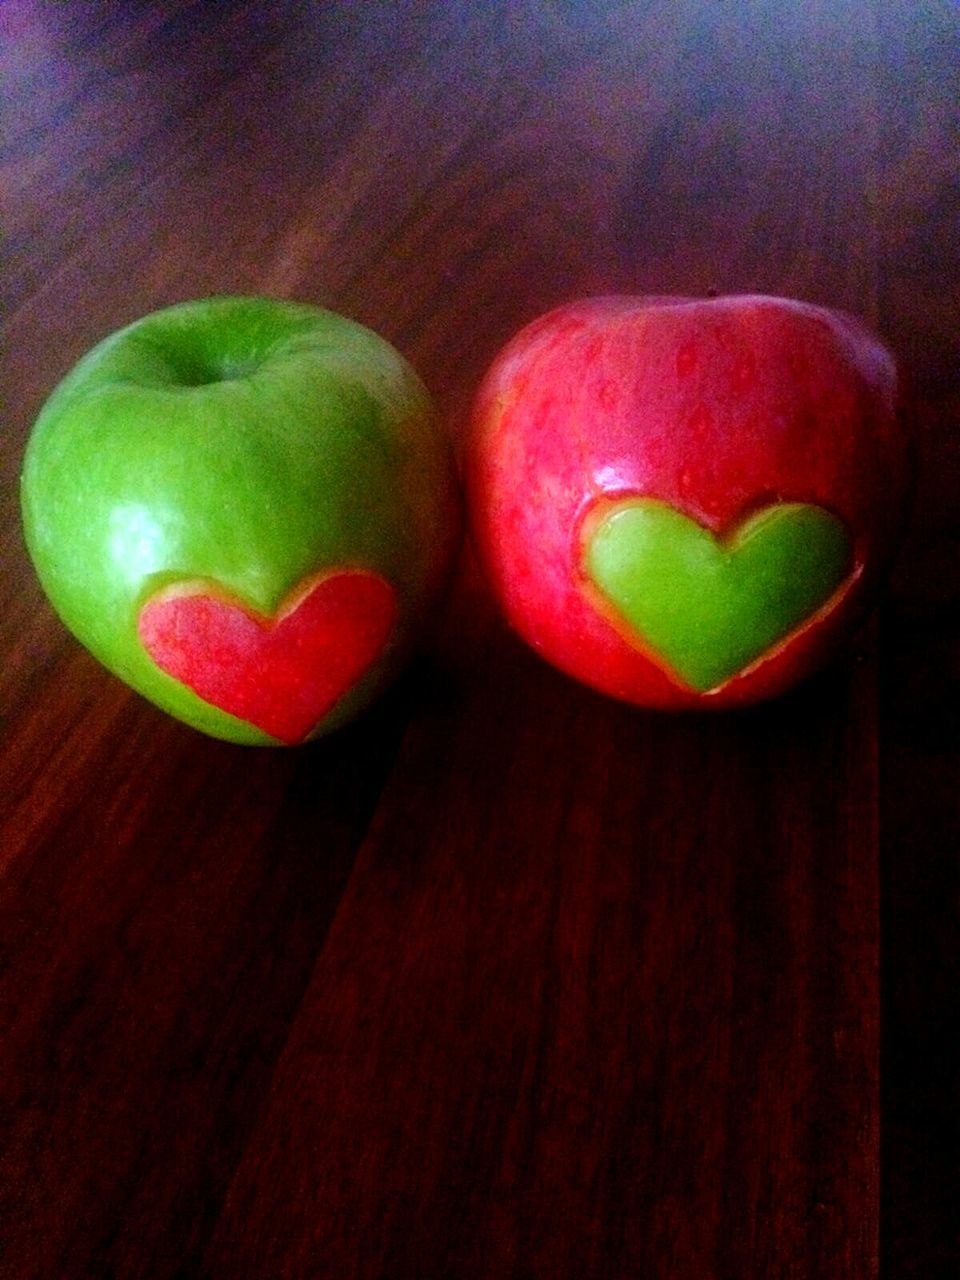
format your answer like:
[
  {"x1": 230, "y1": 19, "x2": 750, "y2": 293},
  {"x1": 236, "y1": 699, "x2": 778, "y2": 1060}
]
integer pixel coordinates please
[{"x1": 879, "y1": 584, "x2": 960, "y2": 1273}]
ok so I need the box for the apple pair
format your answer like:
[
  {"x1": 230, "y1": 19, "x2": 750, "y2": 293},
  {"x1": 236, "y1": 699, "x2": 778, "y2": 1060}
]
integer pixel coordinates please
[{"x1": 20, "y1": 294, "x2": 910, "y2": 744}]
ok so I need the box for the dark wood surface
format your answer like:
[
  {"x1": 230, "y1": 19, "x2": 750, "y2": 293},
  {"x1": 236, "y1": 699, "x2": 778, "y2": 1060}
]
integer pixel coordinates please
[{"x1": 1, "y1": 3, "x2": 957, "y2": 1277}]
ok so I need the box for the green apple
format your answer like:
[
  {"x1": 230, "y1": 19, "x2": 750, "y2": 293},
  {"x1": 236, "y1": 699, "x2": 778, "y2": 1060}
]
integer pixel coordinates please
[{"x1": 21, "y1": 296, "x2": 461, "y2": 744}]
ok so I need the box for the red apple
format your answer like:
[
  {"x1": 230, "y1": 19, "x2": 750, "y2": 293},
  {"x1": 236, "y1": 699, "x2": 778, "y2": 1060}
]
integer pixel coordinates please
[{"x1": 465, "y1": 294, "x2": 911, "y2": 708}]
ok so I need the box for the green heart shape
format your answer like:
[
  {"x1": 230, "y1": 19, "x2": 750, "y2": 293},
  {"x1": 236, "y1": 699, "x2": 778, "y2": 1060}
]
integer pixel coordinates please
[{"x1": 584, "y1": 499, "x2": 853, "y2": 691}]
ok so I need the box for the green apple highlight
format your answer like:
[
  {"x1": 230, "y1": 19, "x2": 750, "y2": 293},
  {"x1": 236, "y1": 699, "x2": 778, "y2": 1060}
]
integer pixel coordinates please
[{"x1": 21, "y1": 297, "x2": 460, "y2": 744}]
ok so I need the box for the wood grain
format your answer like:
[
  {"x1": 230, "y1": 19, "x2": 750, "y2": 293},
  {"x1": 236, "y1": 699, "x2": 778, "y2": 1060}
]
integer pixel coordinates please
[
  {"x1": 877, "y1": 4, "x2": 960, "y2": 1276},
  {"x1": 0, "y1": 1, "x2": 956, "y2": 1276},
  {"x1": 206, "y1": 574, "x2": 881, "y2": 1279}
]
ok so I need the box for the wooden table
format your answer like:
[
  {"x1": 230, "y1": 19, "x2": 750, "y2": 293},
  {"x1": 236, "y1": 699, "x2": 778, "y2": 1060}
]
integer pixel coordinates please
[{"x1": 2, "y1": 3, "x2": 957, "y2": 1276}]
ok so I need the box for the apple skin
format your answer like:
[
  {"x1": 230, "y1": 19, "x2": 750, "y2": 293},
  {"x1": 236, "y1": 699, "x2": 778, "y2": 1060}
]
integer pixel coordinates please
[
  {"x1": 464, "y1": 294, "x2": 911, "y2": 709},
  {"x1": 21, "y1": 296, "x2": 461, "y2": 744}
]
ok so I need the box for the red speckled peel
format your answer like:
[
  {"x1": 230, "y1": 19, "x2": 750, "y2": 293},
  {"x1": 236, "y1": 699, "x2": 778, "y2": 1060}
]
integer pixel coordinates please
[
  {"x1": 138, "y1": 570, "x2": 396, "y2": 744},
  {"x1": 466, "y1": 294, "x2": 911, "y2": 709}
]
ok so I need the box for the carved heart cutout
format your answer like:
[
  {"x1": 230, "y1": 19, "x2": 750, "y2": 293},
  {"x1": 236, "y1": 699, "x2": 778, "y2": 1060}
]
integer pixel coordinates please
[
  {"x1": 138, "y1": 570, "x2": 396, "y2": 743},
  {"x1": 583, "y1": 499, "x2": 853, "y2": 692}
]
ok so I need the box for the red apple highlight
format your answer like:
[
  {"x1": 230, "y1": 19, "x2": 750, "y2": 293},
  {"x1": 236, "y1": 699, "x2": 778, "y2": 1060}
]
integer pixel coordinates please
[{"x1": 465, "y1": 294, "x2": 911, "y2": 708}]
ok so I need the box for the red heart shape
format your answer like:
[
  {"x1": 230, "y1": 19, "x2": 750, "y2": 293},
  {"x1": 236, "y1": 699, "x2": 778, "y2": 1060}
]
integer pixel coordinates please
[{"x1": 138, "y1": 570, "x2": 396, "y2": 744}]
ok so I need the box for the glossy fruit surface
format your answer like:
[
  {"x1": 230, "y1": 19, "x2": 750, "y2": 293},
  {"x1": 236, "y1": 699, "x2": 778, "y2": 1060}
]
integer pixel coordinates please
[
  {"x1": 22, "y1": 296, "x2": 460, "y2": 743},
  {"x1": 465, "y1": 294, "x2": 910, "y2": 708},
  {"x1": 584, "y1": 498, "x2": 851, "y2": 693}
]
